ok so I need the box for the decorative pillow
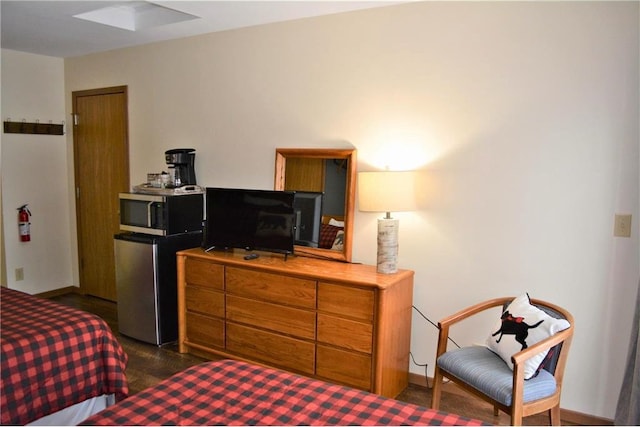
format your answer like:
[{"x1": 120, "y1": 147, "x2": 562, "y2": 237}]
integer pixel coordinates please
[
  {"x1": 319, "y1": 224, "x2": 342, "y2": 249},
  {"x1": 331, "y1": 230, "x2": 345, "y2": 251},
  {"x1": 486, "y1": 293, "x2": 570, "y2": 380}
]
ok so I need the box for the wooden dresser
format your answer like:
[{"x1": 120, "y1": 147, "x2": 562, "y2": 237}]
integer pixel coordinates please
[{"x1": 176, "y1": 248, "x2": 414, "y2": 398}]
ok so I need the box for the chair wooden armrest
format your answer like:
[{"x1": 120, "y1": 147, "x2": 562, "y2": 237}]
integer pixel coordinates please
[
  {"x1": 436, "y1": 297, "x2": 514, "y2": 357},
  {"x1": 511, "y1": 324, "x2": 573, "y2": 366}
]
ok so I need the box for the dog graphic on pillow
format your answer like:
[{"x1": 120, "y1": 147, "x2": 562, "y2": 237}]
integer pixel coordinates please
[{"x1": 492, "y1": 311, "x2": 544, "y2": 350}]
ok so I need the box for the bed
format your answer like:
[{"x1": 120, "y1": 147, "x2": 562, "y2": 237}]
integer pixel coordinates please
[
  {"x1": 82, "y1": 359, "x2": 486, "y2": 426},
  {"x1": 0, "y1": 287, "x2": 129, "y2": 425}
]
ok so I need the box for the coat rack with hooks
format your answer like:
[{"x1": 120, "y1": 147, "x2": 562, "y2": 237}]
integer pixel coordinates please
[{"x1": 4, "y1": 119, "x2": 65, "y2": 135}]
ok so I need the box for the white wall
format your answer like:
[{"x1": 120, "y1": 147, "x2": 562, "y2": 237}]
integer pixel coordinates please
[
  {"x1": 0, "y1": 1, "x2": 634, "y2": 420},
  {"x1": 1, "y1": 49, "x2": 74, "y2": 294}
]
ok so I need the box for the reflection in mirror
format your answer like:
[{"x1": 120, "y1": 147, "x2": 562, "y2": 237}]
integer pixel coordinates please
[{"x1": 275, "y1": 149, "x2": 356, "y2": 262}]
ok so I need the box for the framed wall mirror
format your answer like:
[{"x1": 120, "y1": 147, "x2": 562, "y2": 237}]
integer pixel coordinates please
[{"x1": 275, "y1": 148, "x2": 356, "y2": 262}]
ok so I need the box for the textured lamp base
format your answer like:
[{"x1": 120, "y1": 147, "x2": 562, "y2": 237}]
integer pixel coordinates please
[{"x1": 377, "y1": 218, "x2": 399, "y2": 274}]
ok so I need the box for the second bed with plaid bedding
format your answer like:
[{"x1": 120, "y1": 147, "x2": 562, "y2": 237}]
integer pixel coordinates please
[
  {"x1": 83, "y1": 359, "x2": 486, "y2": 425},
  {"x1": 0, "y1": 287, "x2": 128, "y2": 425}
]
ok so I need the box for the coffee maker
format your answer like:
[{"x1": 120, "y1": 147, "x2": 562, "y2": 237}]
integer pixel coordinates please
[{"x1": 165, "y1": 148, "x2": 196, "y2": 186}]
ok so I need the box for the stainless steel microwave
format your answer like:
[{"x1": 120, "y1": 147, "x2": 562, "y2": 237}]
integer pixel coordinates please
[{"x1": 119, "y1": 193, "x2": 203, "y2": 236}]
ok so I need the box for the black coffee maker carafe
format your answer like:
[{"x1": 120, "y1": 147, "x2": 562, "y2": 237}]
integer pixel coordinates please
[{"x1": 165, "y1": 148, "x2": 196, "y2": 186}]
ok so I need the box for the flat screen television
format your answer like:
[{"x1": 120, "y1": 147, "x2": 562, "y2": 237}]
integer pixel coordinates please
[
  {"x1": 293, "y1": 191, "x2": 323, "y2": 248},
  {"x1": 203, "y1": 187, "x2": 296, "y2": 256}
]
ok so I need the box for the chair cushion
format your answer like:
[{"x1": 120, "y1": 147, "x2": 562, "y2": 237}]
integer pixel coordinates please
[
  {"x1": 437, "y1": 346, "x2": 557, "y2": 406},
  {"x1": 486, "y1": 293, "x2": 570, "y2": 379}
]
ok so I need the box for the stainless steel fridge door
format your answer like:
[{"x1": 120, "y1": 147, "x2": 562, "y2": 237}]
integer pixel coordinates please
[{"x1": 114, "y1": 237, "x2": 160, "y2": 345}]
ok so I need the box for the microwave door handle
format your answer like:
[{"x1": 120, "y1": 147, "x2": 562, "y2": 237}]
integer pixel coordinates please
[{"x1": 147, "y1": 201, "x2": 154, "y2": 227}]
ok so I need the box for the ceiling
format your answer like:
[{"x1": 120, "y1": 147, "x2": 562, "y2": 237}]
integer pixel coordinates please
[{"x1": 1, "y1": 1, "x2": 400, "y2": 58}]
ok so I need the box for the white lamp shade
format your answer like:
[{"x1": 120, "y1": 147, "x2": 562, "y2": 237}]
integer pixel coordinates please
[{"x1": 358, "y1": 171, "x2": 417, "y2": 214}]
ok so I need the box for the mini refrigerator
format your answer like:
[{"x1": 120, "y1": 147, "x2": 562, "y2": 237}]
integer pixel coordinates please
[{"x1": 114, "y1": 231, "x2": 202, "y2": 345}]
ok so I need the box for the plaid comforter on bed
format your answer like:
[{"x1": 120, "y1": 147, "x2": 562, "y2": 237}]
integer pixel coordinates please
[
  {"x1": 83, "y1": 359, "x2": 486, "y2": 426},
  {"x1": 1, "y1": 287, "x2": 128, "y2": 425}
]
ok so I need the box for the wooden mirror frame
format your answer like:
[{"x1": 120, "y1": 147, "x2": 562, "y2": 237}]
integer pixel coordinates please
[{"x1": 275, "y1": 148, "x2": 356, "y2": 262}]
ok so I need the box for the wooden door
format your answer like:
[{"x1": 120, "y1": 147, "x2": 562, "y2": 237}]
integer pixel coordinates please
[
  {"x1": 73, "y1": 86, "x2": 129, "y2": 301},
  {"x1": 284, "y1": 158, "x2": 325, "y2": 192}
]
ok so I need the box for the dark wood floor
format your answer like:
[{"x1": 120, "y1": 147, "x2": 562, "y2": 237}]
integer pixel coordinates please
[{"x1": 50, "y1": 293, "x2": 568, "y2": 425}]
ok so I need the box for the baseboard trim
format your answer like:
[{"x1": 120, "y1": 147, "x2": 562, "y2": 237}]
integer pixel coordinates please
[
  {"x1": 559, "y1": 408, "x2": 613, "y2": 426},
  {"x1": 408, "y1": 372, "x2": 612, "y2": 426},
  {"x1": 34, "y1": 286, "x2": 80, "y2": 298}
]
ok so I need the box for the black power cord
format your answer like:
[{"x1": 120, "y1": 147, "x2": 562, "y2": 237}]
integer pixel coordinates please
[
  {"x1": 410, "y1": 305, "x2": 462, "y2": 389},
  {"x1": 412, "y1": 305, "x2": 462, "y2": 349},
  {"x1": 409, "y1": 351, "x2": 430, "y2": 388}
]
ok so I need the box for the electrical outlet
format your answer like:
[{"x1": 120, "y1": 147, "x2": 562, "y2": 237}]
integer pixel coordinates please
[
  {"x1": 614, "y1": 214, "x2": 632, "y2": 238},
  {"x1": 15, "y1": 268, "x2": 24, "y2": 281}
]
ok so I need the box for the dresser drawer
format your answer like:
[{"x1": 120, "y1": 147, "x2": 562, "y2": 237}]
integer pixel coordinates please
[
  {"x1": 316, "y1": 344, "x2": 372, "y2": 391},
  {"x1": 226, "y1": 267, "x2": 316, "y2": 309},
  {"x1": 185, "y1": 258, "x2": 224, "y2": 290},
  {"x1": 185, "y1": 286, "x2": 224, "y2": 317},
  {"x1": 186, "y1": 311, "x2": 224, "y2": 349},
  {"x1": 318, "y1": 282, "x2": 375, "y2": 322},
  {"x1": 317, "y1": 314, "x2": 372, "y2": 353},
  {"x1": 226, "y1": 295, "x2": 316, "y2": 340},
  {"x1": 226, "y1": 323, "x2": 315, "y2": 374}
]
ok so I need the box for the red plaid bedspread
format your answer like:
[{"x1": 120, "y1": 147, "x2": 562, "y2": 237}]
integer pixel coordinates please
[
  {"x1": 1, "y1": 287, "x2": 128, "y2": 425},
  {"x1": 83, "y1": 359, "x2": 486, "y2": 426}
]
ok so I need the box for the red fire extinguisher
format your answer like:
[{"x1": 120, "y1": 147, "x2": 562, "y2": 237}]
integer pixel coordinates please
[{"x1": 17, "y1": 204, "x2": 31, "y2": 242}]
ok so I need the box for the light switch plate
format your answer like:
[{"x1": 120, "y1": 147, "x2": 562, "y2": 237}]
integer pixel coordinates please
[{"x1": 614, "y1": 214, "x2": 632, "y2": 238}]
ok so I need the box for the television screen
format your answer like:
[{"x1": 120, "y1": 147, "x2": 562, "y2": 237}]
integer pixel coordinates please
[
  {"x1": 293, "y1": 191, "x2": 323, "y2": 247},
  {"x1": 203, "y1": 188, "x2": 296, "y2": 255}
]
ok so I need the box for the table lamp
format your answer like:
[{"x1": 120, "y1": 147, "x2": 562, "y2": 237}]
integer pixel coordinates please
[{"x1": 358, "y1": 171, "x2": 416, "y2": 274}]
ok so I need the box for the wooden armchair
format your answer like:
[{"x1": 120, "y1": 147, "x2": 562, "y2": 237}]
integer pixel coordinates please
[{"x1": 430, "y1": 297, "x2": 574, "y2": 426}]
